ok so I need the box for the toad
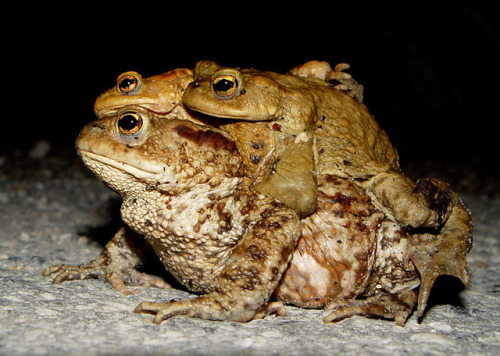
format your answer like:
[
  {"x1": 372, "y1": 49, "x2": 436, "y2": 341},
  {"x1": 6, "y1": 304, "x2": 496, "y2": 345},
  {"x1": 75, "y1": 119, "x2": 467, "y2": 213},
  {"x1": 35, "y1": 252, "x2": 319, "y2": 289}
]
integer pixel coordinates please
[
  {"x1": 183, "y1": 61, "x2": 374, "y2": 216},
  {"x1": 182, "y1": 61, "x2": 459, "y2": 230},
  {"x1": 93, "y1": 61, "x2": 363, "y2": 216},
  {"x1": 44, "y1": 106, "x2": 472, "y2": 325}
]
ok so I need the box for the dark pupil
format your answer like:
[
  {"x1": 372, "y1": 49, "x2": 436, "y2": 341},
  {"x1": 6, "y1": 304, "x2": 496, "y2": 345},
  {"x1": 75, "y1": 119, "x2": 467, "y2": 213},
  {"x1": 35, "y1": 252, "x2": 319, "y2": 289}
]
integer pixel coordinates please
[
  {"x1": 214, "y1": 78, "x2": 237, "y2": 92},
  {"x1": 119, "y1": 78, "x2": 135, "y2": 90},
  {"x1": 119, "y1": 115, "x2": 138, "y2": 131}
]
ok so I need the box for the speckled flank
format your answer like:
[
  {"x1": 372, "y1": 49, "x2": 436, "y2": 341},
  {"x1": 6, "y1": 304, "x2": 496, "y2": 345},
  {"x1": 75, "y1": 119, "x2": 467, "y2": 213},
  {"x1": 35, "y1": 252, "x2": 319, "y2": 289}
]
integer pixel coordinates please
[{"x1": 274, "y1": 176, "x2": 383, "y2": 308}]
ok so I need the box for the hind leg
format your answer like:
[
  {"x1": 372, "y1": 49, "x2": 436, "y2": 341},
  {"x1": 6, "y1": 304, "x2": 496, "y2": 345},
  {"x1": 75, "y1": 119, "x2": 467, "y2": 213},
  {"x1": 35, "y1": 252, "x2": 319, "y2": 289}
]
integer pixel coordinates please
[
  {"x1": 404, "y1": 194, "x2": 473, "y2": 317},
  {"x1": 324, "y1": 289, "x2": 418, "y2": 326}
]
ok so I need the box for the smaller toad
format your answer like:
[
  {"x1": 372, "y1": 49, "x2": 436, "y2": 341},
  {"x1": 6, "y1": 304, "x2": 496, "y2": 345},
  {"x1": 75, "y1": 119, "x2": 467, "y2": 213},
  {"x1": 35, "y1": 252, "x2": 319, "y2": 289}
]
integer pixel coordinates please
[
  {"x1": 183, "y1": 61, "x2": 462, "y2": 232},
  {"x1": 183, "y1": 61, "x2": 368, "y2": 215}
]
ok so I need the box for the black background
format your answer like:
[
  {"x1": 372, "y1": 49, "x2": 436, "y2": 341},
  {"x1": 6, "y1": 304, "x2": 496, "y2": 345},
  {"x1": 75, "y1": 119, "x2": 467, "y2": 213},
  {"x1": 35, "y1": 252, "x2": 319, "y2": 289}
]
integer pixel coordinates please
[{"x1": 5, "y1": 2, "x2": 499, "y2": 172}]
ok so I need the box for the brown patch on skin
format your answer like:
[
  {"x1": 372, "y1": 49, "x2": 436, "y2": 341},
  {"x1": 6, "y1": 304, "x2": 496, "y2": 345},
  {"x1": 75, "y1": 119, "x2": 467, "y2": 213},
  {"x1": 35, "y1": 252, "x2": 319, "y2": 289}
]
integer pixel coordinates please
[
  {"x1": 414, "y1": 178, "x2": 453, "y2": 222},
  {"x1": 246, "y1": 244, "x2": 268, "y2": 261},
  {"x1": 240, "y1": 204, "x2": 253, "y2": 216},
  {"x1": 331, "y1": 193, "x2": 355, "y2": 209},
  {"x1": 280, "y1": 215, "x2": 290, "y2": 224},
  {"x1": 216, "y1": 202, "x2": 226, "y2": 213},
  {"x1": 260, "y1": 208, "x2": 273, "y2": 219},
  {"x1": 216, "y1": 203, "x2": 232, "y2": 234},
  {"x1": 249, "y1": 154, "x2": 261, "y2": 164},
  {"x1": 251, "y1": 141, "x2": 265, "y2": 150},
  {"x1": 174, "y1": 125, "x2": 236, "y2": 152},
  {"x1": 220, "y1": 264, "x2": 262, "y2": 291},
  {"x1": 324, "y1": 176, "x2": 342, "y2": 185},
  {"x1": 240, "y1": 196, "x2": 257, "y2": 216},
  {"x1": 280, "y1": 244, "x2": 294, "y2": 262},
  {"x1": 255, "y1": 218, "x2": 282, "y2": 230},
  {"x1": 270, "y1": 201, "x2": 284, "y2": 208}
]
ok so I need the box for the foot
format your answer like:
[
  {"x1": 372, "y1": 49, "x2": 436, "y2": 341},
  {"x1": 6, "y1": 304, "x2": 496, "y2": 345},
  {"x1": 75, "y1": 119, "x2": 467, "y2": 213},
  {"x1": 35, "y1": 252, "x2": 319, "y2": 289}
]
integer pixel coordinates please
[
  {"x1": 43, "y1": 227, "x2": 170, "y2": 295},
  {"x1": 324, "y1": 290, "x2": 418, "y2": 326}
]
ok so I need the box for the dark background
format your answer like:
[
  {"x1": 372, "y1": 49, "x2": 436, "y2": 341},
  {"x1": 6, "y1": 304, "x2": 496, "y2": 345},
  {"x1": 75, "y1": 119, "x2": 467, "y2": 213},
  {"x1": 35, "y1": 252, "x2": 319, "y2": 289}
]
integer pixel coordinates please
[{"x1": 4, "y1": 2, "x2": 499, "y2": 185}]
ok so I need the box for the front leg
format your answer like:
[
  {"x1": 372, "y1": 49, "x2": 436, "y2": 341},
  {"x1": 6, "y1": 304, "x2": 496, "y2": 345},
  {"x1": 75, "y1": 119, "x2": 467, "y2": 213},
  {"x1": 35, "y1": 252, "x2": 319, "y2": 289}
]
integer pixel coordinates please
[
  {"x1": 44, "y1": 226, "x2": 170, "y2": 296},
  {"x1": 135, "y1": 200, "x2": 301, "y2": 323},
  {"x1": 252, "y1": 133, "x2": 317, "y2": 216}
]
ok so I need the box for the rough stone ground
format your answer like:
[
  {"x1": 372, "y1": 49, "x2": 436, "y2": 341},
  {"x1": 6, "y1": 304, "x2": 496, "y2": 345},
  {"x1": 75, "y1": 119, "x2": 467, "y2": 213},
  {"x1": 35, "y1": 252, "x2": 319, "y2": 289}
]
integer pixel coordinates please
[{"x1": 1, "y1": 145, "x2": 499, "y2": 355}]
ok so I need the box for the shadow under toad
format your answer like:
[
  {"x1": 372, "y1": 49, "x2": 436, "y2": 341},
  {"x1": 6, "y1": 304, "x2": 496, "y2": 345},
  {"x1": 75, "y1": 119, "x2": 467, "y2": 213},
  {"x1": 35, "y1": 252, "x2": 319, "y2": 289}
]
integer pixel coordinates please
[{"x1": 76, "y1": 197, "x2": 187, "y2": 293}]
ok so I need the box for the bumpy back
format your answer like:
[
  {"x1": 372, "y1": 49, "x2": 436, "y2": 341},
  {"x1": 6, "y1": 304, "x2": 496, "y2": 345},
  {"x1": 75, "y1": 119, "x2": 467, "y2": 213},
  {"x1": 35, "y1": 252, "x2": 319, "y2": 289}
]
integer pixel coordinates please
[{"x1": 314, "y1": 88, "x2": 399, "y2": 178}]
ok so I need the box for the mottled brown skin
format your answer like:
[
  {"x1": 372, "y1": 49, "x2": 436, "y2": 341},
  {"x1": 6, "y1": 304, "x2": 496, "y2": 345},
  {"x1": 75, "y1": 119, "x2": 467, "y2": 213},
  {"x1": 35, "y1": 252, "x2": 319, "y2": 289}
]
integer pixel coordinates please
[
  {"x1": 44, "y1": 105, "x2": 472, "y2": 325},
  {"x1": 47, "y1": 107, "x2": 302, "y2": 322},
  {"x1": 42, "y1": 105, "x2": 412, "y2": 323}
]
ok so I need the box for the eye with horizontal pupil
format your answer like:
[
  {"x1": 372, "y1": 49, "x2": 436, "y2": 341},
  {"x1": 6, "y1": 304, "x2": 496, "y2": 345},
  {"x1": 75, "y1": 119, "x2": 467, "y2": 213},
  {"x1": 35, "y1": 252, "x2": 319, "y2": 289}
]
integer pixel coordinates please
[
  {"x1": 118, "y1": 75, "x2": 139, "y2": 94},
  {"x1": 118, "y1": 112, "x2": 143, "y2": 135},
  {"x1": 212, "y1": 75, "x2": 239, "y2": 98}
]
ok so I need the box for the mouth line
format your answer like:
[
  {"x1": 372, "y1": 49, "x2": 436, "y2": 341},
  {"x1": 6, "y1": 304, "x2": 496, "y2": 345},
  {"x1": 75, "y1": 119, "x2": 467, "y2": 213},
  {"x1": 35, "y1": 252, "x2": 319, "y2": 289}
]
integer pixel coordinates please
[
  {"x1": 185, "y1": 105, "x2": 252, "y2": 121},
  {"x1": 79, "y1": 150, "x2": 163, "y2": 178},
  {"x1": 95, "y1": 102, "x2": 174, "y2": 118}
]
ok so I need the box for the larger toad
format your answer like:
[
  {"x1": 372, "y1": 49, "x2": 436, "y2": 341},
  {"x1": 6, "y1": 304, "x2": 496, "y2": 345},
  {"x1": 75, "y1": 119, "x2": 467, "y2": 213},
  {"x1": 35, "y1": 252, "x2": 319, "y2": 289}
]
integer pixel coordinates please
[{"x1": 45, "y1": 106, "x2": 472, "y2": 325}]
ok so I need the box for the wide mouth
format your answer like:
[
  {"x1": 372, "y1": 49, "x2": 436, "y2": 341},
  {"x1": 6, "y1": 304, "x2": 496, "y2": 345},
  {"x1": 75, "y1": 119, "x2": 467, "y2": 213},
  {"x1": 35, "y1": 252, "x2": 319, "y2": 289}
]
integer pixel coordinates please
[
  {"x1": 79, "y1": 150, "x2": 164, "y2": 179},
  {"x1": 94, "y1": 100, "x2": 160, "y2": 118},
  {"x1": 183, "y1": 103, "x2": 249, "y2": 120}
]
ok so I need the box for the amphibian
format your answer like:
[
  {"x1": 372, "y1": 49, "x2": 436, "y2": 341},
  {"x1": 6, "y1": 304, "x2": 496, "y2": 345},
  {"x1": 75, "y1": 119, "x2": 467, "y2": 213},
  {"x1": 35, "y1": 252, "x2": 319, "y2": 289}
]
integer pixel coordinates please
[{"x1": 45, "y1": 105, "x2": 472, "y2": 325}]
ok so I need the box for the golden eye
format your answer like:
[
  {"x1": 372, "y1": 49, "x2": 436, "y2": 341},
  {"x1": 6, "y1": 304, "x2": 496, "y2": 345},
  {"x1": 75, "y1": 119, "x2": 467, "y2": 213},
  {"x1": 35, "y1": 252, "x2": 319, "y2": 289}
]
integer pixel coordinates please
[
  {"x1": 212, "y1": 74, "x2": 239, "y2": 98},
  {"x1": 118, "y1": 112, "x2": 143, "y2": 135},
  {"x1": 117, "y1": 73, "x2": 140, "y2": 94}
]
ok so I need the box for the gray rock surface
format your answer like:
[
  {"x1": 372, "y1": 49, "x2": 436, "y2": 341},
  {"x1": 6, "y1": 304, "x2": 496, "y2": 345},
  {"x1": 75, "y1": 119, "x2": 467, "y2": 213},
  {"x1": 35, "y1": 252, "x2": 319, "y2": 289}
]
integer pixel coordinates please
[{"x1": 1, "y1": 152, "x2": 499, "y2": 355}]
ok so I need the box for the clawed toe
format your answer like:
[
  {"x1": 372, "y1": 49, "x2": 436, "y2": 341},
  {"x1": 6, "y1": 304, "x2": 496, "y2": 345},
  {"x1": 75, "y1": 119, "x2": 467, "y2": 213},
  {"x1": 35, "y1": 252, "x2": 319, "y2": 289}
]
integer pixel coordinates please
[
  {"x1": 135, "y1": 301, "x2": 194, "y2": 324},
  {"x1": 324, "y1": 290, "x2": 417, "y2": 326},
  {"x1": 43, "y1": 264, "x2": 103, "y2": 283}
]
